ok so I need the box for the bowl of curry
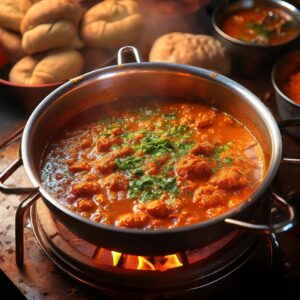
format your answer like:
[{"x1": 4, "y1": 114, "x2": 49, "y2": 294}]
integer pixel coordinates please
[
  {"x1": 212, "y1": 0, "x2": 300, "y2": 76},
  {"x1": 18, "y1": 47, "x2": 283, "y2": 255},
  {"x1": 272, "y1": 50, "x2": 300, "y2": 138}
]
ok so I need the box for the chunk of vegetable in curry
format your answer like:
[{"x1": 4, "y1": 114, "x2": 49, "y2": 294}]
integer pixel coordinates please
[{"x1": 40, "y1": 98, "x2": 265, "y2": 229}]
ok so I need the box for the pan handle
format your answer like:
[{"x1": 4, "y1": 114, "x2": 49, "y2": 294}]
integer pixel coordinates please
[
  {"x1": 282, "y1": 158, "x2": 300, "y2": 165},
  {"x1": 15, "y1": 189, "x2": 40, "y2": 267},
  {"x1": 0, "y1": 126, "x2": 36, "y2": 194},
  {"x1": 278, "y1": 117, "x2": 300, "y2": 128},
  {"x1": 0, "y1": 158, "x2": 37, "y2": 194},
  {"x1": 0, "y1": 126, "x2": 24, "y2": 149},
  {"x1": 117, "y1": 46, "x2": 142, "y2": 65},
  {"x1": 280, "y1": 114, "x2": 300, "y2": 163},
  {"x1": 225, "y1": 192, "x2": 295, "y2": 234}
]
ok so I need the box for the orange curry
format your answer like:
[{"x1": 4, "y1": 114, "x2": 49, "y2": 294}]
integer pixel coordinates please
[
  {"x1": 40, "y1": 98, "x2": 265, "y2": 229},
  {"x1": 220, "y1": 6, "x2": 299, "y2": 45},
  {"x1": 284, "y1": 71, "x2": 300, "y2": 104}
]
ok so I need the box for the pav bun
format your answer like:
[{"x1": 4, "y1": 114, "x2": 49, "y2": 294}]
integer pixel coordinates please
[
  {"x1": 149, "y1": 33, "x2": 231, "y2": 75},
  {"x1": 21, "y1": 0, "x2": 82, "y2": 54},
  {"x1": 0, "y1": 0, "x2": 35, "y2": 32},
  {"x1": 22, "y1": 20, "x2": 76, "y2": 54},
  {"x1": 81, "y1": 0, "x2": 142, "y2": 49},
  {"x1": 0, "y1": 27, "x2": 25, "y2": 63},
  {"x1": 21, "y1": 0, "x2": 82, "y2": 33},
  {"x1": 9, "y1": 48, "x2": 84, "y2": 84}
]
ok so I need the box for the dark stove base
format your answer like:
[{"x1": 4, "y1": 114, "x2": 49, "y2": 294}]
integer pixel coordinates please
[
  {"x1": 29, "y1": 200, "x2": 286, "y2": 300},
  {"x1": 37, "y1": 237, "x2": 284, "y2": 300}
]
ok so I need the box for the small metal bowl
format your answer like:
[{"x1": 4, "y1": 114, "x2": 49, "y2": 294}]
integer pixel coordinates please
[
  {"x1": 212, "y1": 0, "x2": 300, "y2": 77},
  {"x1": 0, "y1": 76, "x2": 62, "y2": 113},
  {"x1": 272, "y1": 50, "x2": 300, "y2": 138},
  {"x1": 0, "y1": 54, "x2": 62, "y2": 113}
]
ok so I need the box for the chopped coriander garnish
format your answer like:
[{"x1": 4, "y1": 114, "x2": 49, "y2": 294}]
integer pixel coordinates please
[
  {"x1": 116, "y1": 156, "x2": 144, "y2": 170},
  {"x1": 213, "y1": 142, "x2": 233, "y2": 160},
  {"x1": 163, "y1": 112, "x2": 177, "y2": 120},
  {"x1": 145, "y1": 109, "x2": 155, "y2": 116},
  {"x1": 245, "y1": 22, "x2": 274, "y2": 39},
  {"x1": 98, "y1": 116, "x2": 124, "y2": 126},
  {"x1": 211, "y1": 142, "x2": 234, "y2": 172},
  {"x1": 174, "y1": 124, "x2": 189, "y2": 134},
  {"x1": 128, "y1": 175, "x2": 179, "y2": 203},
  {"x1": 98, "y1": 116, "x2": 111, "y2": 125},
  {"x1": 223, "y1": 157, "x2": 233, "y2": 165},
  {"x1": 139, "y1": 137, "x2": 174, "y2": 155},
  {"x1": 174, "y1": 141, "x2": 195, "y2": 157},
  {"x1": 116, "y1": 156, "x2": 145, "y2": 177}
]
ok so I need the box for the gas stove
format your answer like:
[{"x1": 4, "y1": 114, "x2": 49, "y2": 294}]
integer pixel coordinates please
[
  {"x1": 29, "y1": 199, "x2": 264, "y2": 296},
  {"x1": 29, "y1": 198, "x2": 285, "y2": 299}
]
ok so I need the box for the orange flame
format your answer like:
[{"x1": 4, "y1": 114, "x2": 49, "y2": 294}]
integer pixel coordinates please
[
  {"x1": 136, "y1": 254, "x2": 183, "y2": 271},
  {"x1": 162, "y1": 254, "x2": 183, "y2": 270},
  {"x1": 137, "y1": 257, "x2": 156, "y2": 270},
  {"x1": 111, "y1": 251, "x2": 183, "y2": 271},
  {"x1": 111, "y1": 251, "x2": 122, "y2": 267}
]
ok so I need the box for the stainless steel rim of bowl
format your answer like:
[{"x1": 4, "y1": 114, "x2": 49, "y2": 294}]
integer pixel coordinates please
[
  {"x1": 271, "y1": 52, "x2": 300, "y2": 109},
  {"x1": 212, "y1": 0, "x2": 300, "y2": 48}
]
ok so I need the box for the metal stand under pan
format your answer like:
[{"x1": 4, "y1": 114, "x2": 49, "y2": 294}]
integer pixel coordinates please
[{"x1": 29, "y1": 199, "x2": 281, "y2": 299}]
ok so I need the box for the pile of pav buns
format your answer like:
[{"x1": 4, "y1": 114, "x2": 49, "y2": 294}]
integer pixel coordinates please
[{"x1": 0, "y1": 0, "x2": 230, "y2": 85}]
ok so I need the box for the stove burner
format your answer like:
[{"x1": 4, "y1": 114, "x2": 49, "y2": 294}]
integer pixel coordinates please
[{"x1": 28, "y1": 199, "x2": 279, "y2": 297}]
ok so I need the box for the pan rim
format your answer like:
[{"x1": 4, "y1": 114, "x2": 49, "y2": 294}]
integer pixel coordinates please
[{"x1": 21, "y1": 62, "x2": 282, "y2": 236}]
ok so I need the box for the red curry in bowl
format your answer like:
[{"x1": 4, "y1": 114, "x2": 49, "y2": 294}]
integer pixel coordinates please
[
  {"x1": 40, "y1": 98, "x2": 265, "y2": 229},
  {"x1": 220, "y1": 5, "x2": 299, "y2": 45},
  {"x1": 283, "y1": 71, "x2": 300, "y2": 104}
]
